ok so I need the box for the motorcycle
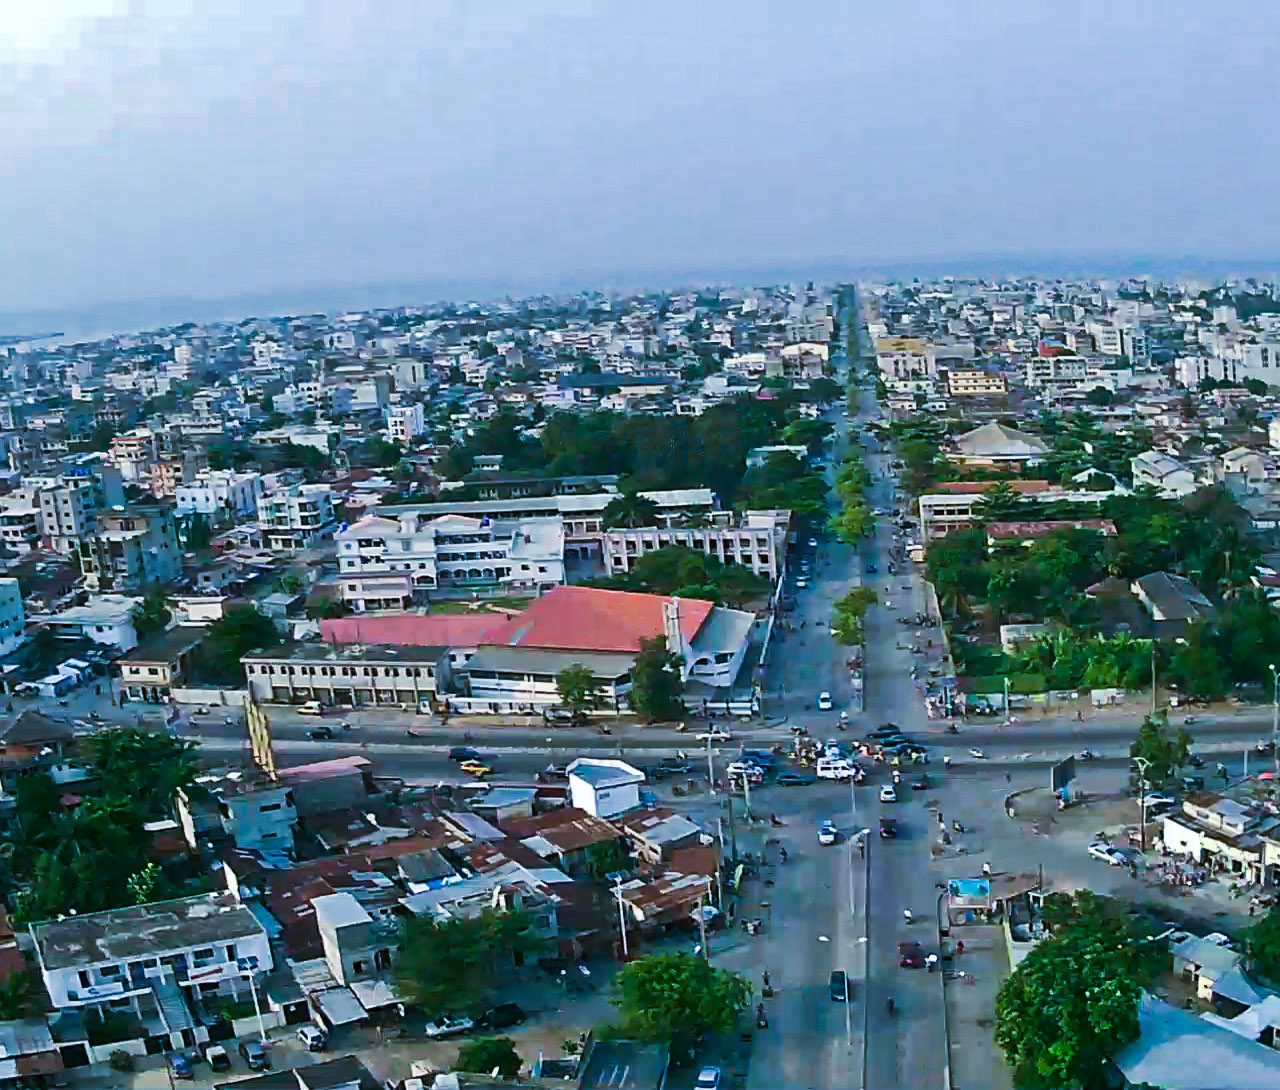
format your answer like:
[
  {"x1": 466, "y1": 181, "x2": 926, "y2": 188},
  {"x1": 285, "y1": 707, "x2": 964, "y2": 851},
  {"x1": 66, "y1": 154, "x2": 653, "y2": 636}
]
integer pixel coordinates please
[
  {"x1": 969, "y1": 748, "x2": 986, "y2": 760},
  {"x1": 946, "y1": 724, "x2": 959, "y2": 734},
  {"x1": 756, "y1": 1003, "x2": 768, "y2": 1029},
  {"x1": 1078, "y1": 749, "x2": 1098, "y2": 761}
]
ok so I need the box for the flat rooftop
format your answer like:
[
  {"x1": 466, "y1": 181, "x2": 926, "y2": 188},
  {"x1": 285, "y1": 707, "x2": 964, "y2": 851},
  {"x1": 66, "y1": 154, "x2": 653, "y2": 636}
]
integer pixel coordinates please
[
  {"x1": 31, "y1": 892, "x2": 265, "y2": 971},
  {"x1": 242, "y1": 641, "x2": 447, "y2": 664}
]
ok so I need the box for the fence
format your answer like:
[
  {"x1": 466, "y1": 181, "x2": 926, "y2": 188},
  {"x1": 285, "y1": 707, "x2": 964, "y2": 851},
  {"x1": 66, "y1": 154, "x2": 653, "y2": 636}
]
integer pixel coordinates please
[{"x1": 171, "y1": 687, "x2": 249, "y2": 707}]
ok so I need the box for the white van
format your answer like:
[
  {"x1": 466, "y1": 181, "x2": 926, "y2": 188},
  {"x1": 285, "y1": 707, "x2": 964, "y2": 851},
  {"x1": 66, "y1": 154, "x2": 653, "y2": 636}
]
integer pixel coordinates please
[
  {"x1": 816, "y1": 757, "x2": 855, "y2": 781},
  {"x1": 298, "y1": 701, "x2": 324, "y2": 716}
]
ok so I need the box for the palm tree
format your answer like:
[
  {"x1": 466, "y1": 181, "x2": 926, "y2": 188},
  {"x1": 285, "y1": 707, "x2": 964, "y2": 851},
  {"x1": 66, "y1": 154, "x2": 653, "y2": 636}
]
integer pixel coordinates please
[{"x1": 601, "y1": 493, "x2": 660, "y2": 530}]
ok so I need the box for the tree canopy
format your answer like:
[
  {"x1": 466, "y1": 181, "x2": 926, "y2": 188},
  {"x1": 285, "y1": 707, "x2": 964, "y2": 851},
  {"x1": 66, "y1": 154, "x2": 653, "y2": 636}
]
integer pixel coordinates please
[
  {"x1": 610, "y1": 953, "x2": 751, "y2": 1059},
  {"x1": 198, "y1": 605, "x2": 281, "y2": 685},
  {"x1": 587, "y1": 545, "x2": 769, "y2": 609},
  {"x1": 556, "y1": 664, "x2": 605, "y2": 721},
  {"x1": 130, "y1": 584, "x2": 172, "y2": 641},
  {"x1": 629, "y1": 636, "x2": 685, "y2": 722},
  {"x1": 455, "y1": 1037, "x2": 521, "y2": 1079},
  {"x1": 1129, "y1": 712, "x2": 1193, "y2": 787}
]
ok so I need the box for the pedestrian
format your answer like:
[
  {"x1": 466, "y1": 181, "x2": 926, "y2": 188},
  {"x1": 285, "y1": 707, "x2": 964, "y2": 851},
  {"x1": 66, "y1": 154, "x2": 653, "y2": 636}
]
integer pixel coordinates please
[
  {"x1": 1005, "y1": 772, "x2": 1011, "y2": 784},
  {"x1": 1250, "y1": 903, "x2": 1257, "y2": 917},
  {"x1": 981, "y1": 862, "x2": 991, "y2": 877},
  {"x1": 956, "y1": 940, "x2": 964, "y2": 956}
]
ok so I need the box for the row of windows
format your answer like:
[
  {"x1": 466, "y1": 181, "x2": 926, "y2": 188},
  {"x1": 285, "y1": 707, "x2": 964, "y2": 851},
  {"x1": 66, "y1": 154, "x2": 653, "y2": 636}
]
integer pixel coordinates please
[{"x1": 247, "y1": 663, "x2": 434, "y2": 678}]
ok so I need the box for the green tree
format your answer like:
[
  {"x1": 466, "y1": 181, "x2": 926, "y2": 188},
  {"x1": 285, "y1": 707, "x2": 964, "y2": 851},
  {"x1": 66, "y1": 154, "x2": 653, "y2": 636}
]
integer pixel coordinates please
[
  {"x1": 601, "y1": 493, "x2": 659, "y2": 530},
  {"x1": 994, "y1": 891, "x2": 1157, "y2": 1089},
  {"x1": 81, "y1": 727, "x2": 200, "y2": 820},
  {"x1": 972, "y1": 481, "x2": 1025, "y2": 524},
  {"x1": 397, "y1": 909, "x2": 544, "y2": 1018},
  {"x1": 1129, "y1": 712, "x2": 1193, "y2": 787},
  {"x1": 185, "y1": 512, "x2": 212, "y2": 550},
  {"x1": 455, "y1": 1037, "x2": 521, "y2": 1079},
  {"x1": 1245, "y1": 378, "x2": 1269, "y2": 396},
  {"x1": 583, "y1": 838, "x2": 633, "y2": 882},
  {"x1": 0, "y1": 972, "x2": 33, "y2": 1020},
  {"x1": 1167, "y1": 623, "x2": 1229, "y2": 700},
  {"x1": 129, "y1": 584, "x2": 172, "y2": 640},
  {"x1": 611, "y1": 953, "x2": 751, "y2": 1059},
  {"x1": 829, "y1": 502, "x2": 873, "y2": 544},
  {"x1": 1243, "y1": 907, "x2": 1280, "y2": 986},
  {"x1": 275, "y1": 571, "x2": 305, "y2": 595},
  {"x1": 127, "y1": 862, "x2": 164, "y2": 905},
  {"x1": 198, "y1": 605, "x2": 281, "y2": 685},
  {"x1": 629, "y1": 636, "x2": 685, "y2": 722},
  {"x1": 556, "y1": 664, "x2": 604, "y2": 722},
  {"x1": 831, "y1": 586, "x2": 878, "y2": 644}
]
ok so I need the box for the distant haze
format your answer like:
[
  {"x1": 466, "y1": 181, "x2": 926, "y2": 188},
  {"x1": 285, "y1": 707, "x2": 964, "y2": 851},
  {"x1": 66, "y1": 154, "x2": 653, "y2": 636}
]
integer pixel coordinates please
[{"x1": 4, "y1": 1, "x2": 1280, "y2": 324}]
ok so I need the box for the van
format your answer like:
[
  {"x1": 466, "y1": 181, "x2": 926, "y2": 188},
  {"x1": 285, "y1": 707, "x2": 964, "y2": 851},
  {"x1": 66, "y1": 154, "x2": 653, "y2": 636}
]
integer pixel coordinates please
[
  {"x1": 816, "y1": 758, "x2": 854, "y2": 781},
  {"x1": 204, "y1": 1044, "x2": 231, "y2": 1072},
  {"x1": 298, "y1": 701, "x2": 324, "y2": 716}
]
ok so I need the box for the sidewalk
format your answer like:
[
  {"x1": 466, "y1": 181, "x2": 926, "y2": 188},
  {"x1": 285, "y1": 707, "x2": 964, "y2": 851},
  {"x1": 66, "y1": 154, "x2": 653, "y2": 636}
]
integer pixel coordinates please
[{"x1": 942, "y1": 925, "x2": 1012, "y2": 1090}]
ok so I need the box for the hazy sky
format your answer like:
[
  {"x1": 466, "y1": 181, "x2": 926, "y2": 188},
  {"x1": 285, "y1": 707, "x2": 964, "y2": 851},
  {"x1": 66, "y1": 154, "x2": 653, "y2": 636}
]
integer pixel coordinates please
[{"x1": 4, "y1": 1, "x2": 1280, "y2": 313}]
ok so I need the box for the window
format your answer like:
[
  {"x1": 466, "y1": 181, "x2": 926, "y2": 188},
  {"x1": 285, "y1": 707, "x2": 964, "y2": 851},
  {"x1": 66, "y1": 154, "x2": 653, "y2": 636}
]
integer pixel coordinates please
[
  {"x1": 99, "y1": 964, "x2": 121, "y2": 977},
  {"x1": 259, "y1": 802, "x2": 282, "y2": 812},
  {"x1": 192, "y1": 947, "x2": 215, "y2": 961}
]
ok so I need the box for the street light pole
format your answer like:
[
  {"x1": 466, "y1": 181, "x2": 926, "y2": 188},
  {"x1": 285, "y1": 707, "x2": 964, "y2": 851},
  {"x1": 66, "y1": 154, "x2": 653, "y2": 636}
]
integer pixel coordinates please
[
  {"x1": 612, "y1": 874, "x2": 630, "y2": 959},
  {"x1": 1003, "y1": 675, "x2": 1011, "y2": 725},
  {"x1": 705, "y1": 734, "x2": 716, "y2": 792},
  {"x1": 1270, "y1": 664, "x2": 1278, "y2": 777},
  {"x1": 1150, "y1": 643, "x2": 1157, "y2": 716},
  {"x1": 1133, "y1": 755, "x2": 1152, "y2": 853}
]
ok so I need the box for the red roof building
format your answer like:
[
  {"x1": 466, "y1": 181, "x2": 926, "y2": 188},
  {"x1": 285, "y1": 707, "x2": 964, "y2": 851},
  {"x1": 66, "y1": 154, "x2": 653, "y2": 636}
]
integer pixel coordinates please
[
  {"x1": 319, "y1": 614, "x2": 506, "y2": 648},
  {"x1": 484, "y1": 585, "x2": 714, "y2": 654}
]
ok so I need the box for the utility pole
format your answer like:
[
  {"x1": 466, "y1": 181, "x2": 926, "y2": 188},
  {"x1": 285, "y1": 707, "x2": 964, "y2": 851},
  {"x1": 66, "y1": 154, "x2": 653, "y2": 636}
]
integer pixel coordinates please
[
  {"x1": 1150, "y1": 643, "x2": 1157, "y2": 716},
  {"x1": 612, "y1": 874, "x2": 631, "y2": 959},
  {"x1": 1003, "y1": 675, "x2": 1011, "y2": 725},
  {"x1": 742, "y1": 769, "x2": 752, "y2": 819},
  {"x1": 697, "y1": 888, "x2": 710, "y2": 963},
  {"x1": 726, "y1": 793, "x2": 739, "y2": 863},
  {"x1": 1133, "y1": 756, "x2": 1152, "y2": 853},
  {"x1": 705, "y1": 734, "x2": 716, "y2": 792},
  {"x1": 1271, "y1": 664, "x2": 1279, "y2": 777}
]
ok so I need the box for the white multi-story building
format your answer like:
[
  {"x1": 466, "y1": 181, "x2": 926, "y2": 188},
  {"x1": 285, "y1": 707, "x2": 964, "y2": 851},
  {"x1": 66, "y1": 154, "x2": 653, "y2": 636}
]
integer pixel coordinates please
[
  {"x1": 874, "y1": 337, "x2": 933, "y2": 387},
  {"x1": 29, "y1": 892, "x2": 272, "y2": 1019},
  {"x1": 257, "y1": 484, "x2": 336, "y2": 552},
  {"x1": 337, "y1": 513, "x2": 565, "y2": 593},
  {"x1": 602, "y1": 510, "x2": 789, "y2": 582},
  {"x1": 0, "y1": 578, "x2": 24, "y2": 657},
  {"x1": 175, "y1": 470, "x2": 263, "y2": 521},
  {"x1": 386, "y1": 404, "x2": 425, "y2": 446},
  {"x1": 0, "y1": 500, "x2": 40, "y2": 554},
  {"x1": 1024, "y1": 353, "x2": 1090, "y2": 393},
  {"x1": 37, "y1": 471, "x2": 100, "y2": 555}
]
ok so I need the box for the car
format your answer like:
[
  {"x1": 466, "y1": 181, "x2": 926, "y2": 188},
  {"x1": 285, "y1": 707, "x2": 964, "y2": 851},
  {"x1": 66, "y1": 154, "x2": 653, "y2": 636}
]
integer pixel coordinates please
[
  {"x1": 817, "y1": 692, "x2": 833, "y2": 711},
  {"x1": 740, "y1": 749, "x2": 776, "y2": 770},
  {"x1": 1203, "y1": 932, "x2": 1234, "y2": 948},
  {"x1": 478, "y1": 1002, "x2": 527, "y2": 1029},
  {"x1": 697, "y1": 728, "x2": 732, "y2": 742},
  {"x1": 818, "y1": 820, "x2": 839, "y2": 846},
  {"x1": 829, "y1": 969, "x2": 848, "y2": 1002},
  {"x1": 1141, "y1": 792, "x2": 1176, "y2": 811},
  {"x1": 808, "y1": 537, "x2": 819, "y2": 547},
  {"x1": 1181, "y1": 775, "x2": 1206, "y2": 791},
  {"x1": 423, "y1": 1015, "x2": 475, "y2": 1039},
  {"x1": 239, "y1": 1040, "x2": 269, "y2": 1071},
  {"x1": 543, "y1": 708, "x2": 578, "y2": 724},
  {"x1": 879, "y1": 785, "x2": 898, "y2": 804},
  {"x1": 898, "y1": 940, "x2": 925, "y2": 968},
  {"x1": 795, "y1": 577, "x2": 810, "y2": 589},
  {"x1": 695, "y1": 1066, "x2": 722, "y2": 1090},
  {"x1": 306, "y1": 725, "x2": 335, "y2": 740},
  {"x1": 879, "y1": 816, "x2": 898, "y2": 839},
  {"x1": 1088, "y1": 842, "x2": 1123, "y2": 866},
  {"x1": 459, "y1": 760, "x2": 493, "y2": 778},
  {"x1": 1187, "y1": 753, "x2": 1205, "y2": 768},
  {"x1": 170, "y1": 1052, "x2": 194, "y2": 1080},
  {"x1": 865, "y1": 562, "x2": 878, "y2": 574},
  {"x1": 205, "y1": 1044, "x2": 231, "y2": 1072},
  {"x1": 297, "y1": 701, "x2": 324, "y2": 716},
  {"x1": 296, "y1": 1024, "x2": 327, "y2": 1051},
  {"x1": 658, "y1": 756, "x2": 690, "y2": 775},
  {"x1": 538, "y1": 763, "x2": 569, "y2": 783},
  {"x1": 867, "y1": 725, "x2": 903, "y2": 740},
  {"x1": 911, "y1": 774, "x2": 930, "y2": 791},
  {"x1": 448, "y1": 746, "x2": 480, "y2": 762},
  {"x1": 776, "y1": 771, "x2": 816, "y2": 787}
]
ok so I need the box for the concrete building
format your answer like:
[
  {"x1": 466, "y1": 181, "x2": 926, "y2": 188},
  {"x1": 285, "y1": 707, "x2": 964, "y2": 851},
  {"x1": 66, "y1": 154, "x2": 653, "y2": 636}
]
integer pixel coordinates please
[
  {"x1": 0, "y1": 579, "x2": 24, "y2": 658},
  {"x1": 950, "y1": 422, "x2": 1049, "y2": 468},
  {"x1": 0, "y1": 499, "x2": 40, "y2": 554},
  {"x1": 336, "y1": 513, "x2": 565, "y2": 593},
  {"x1": 257, "y1": 484, "x2": 336, "y2": 552},
  {"x1": 385, "y1": 403, "x2": 425, "y2": 446},
  {"x1": 1024, "y1": 353, "x2": 1090, "y2": 393},
  {"x1": 946, "y1": 370, "x2": 1007, "y2": 398},
  {"x1": 1132, "y1": 451, "x2": 1198, "y2": 498},
  {"x1": 77, "y1": 504, "x2": 180, "y2": 593},
  {"x1": 175, "y1": 470, "x2": 263, "y2": 521},
  {"x1": 29, "y1": 892, "x2": 272, "y2": 1019},
  {"x1": 116, "y1": 626, "x2": 204, "y2": 703},
  {"x1": 874, "y1": 337, "x2": 932, "y2": 384},
  {"x1": 37, "y1": 470, "x2": 101, "y2": 555},
  {"x1": 176, "y1": 770, "x2": 297, "y2": 856},
  {"x1": 243, "y1": 642, "x2": 449, "y2": 707},
  {"x1": 33, "y1": 594, "x2": 140, "y2": 650},
  {"x1": 567, "y1": 759, "x2": 644, "y2": 819},
  {"x1": 313, "y1": 892, "x2": 396, "y2": 989},
  {"x1": 602, "y1": 510, "x2": 789, "y2": 582}
]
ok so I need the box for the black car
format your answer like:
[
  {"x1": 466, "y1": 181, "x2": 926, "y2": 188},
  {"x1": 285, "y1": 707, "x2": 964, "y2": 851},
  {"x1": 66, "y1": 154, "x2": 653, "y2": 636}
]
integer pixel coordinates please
[
  {"x1": 879, "y1": 817, "x2": 898, "y2": 839},
  {"x1": 449, "y1": 746, "x2": 481, "y2": 762},
  {"x1": 829, "y1": 969, "x2": 848, "y2": 1002},
  {"x1": 658, "y1": 757, "x2": 690, "y2": 775},
  {"x1": 478, "y1": 1003, "x2": 527, "y2": 1030},
  {"x1": 306, "y1": 725, "x2": 335, "y2": 741},
  {"x1": 776, "y1": 771, "x2": 816, "y2": 787},
  {"x1": 867, "y1": 724, "x2": 901, "y2": 739}
]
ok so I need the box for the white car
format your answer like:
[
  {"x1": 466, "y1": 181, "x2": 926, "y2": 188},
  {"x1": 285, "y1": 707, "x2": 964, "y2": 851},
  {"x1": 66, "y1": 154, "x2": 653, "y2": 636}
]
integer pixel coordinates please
[
  {"x1": 695, "y1": 1068, "x2": 722, "y2": 1090},
  {"x1": 697, "y1": 728, "x2": 732, "y2": 742},
  {"x1": 817, "y1": 692, "x2": 833, "y2": 711},
  {"x1": 796, "y1": 577, "x2": 810, "y2": 589},
  {"x1": 1140, "y1": 792, "x2": 1176, "y2": 811},
  {"x1": 879, "y1": 785, "x2": 897, "y2": 804},
  {"x1": 808, "y1": 538, "x2": 819, "y2": 547},
  {"x1": 1087, "y1": 843, "x2": 1123, "y2": 866},
  {"x1": 818, "y1": 820, "x2": 839, "y2": 846},
  {"x1": 423, "y1": 1015, "x2": 475, "y2": 1039}
]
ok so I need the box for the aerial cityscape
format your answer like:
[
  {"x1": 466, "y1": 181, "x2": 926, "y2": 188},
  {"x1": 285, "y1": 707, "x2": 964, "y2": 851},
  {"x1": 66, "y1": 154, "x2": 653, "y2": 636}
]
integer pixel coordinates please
[{"x1": 6, "y1": 4, "x2": 1280, "y2": 1090}]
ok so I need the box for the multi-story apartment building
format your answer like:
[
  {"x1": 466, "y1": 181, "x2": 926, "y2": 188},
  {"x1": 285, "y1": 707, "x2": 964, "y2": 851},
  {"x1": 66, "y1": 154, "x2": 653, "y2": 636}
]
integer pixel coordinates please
[
  {"x1": 0, "y1": 578, "x2": 25, "y2": 657},
  {"x1": 946, "y1": 370, "x2": 1008, "y2": 398},
  {"x1": 36, "y1": 471, "x2": 101, "y2": 555},
  {"x1": 108, "y1": 428, "x2": 158, "y2": 483},
  {"x1": 77, "y1": 504, "x2": 180, "y2": 592},
  {"x1": 0, "y1": 499, "x2": 41, "y2": 554},
  {"x1": 336, "y1": 513, "x2": 565, "y2": 593},
  {"x1": 29, "y1": 892, "x2": 272, "y2": 1019},
  {"x1": 602, "y1": 510, "x2": 789, "y2": 582},
  {"x1": 256, "y1": 483, "x2": 336, "y2": 552},
  {"x1": 175, "y1": 470, "x2": 263, "y2": 522},
  {"x1": 1023, "y1": 352, "x2": 1090, "y2": 393},
  {"x1": 874, "y1": 337, "x2": 932, "y2": 386},
  {"x1": 385, "y1": 403, "x2": 425, "y2": 446}
]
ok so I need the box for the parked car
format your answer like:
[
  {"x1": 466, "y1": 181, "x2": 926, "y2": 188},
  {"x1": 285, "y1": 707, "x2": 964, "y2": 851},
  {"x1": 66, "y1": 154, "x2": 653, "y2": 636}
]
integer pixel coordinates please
[
  {"x1": 170, "y1": 1052, "x2": 194, "y2": 1080},
  {"x1": 297, "y1": 701, "x2": 324, "y2": 716},
  {"x1": 423, "y1": 1015, "x2": 475, "y2": 1039},
  {"x1": 697, "y1": 728, "x2": 732, "y2": 742},
  {"x1": 829, "y1": 969, "x2": 848, "y2": 1002},
  {"x1": 1088, "y1": 842, "x2": 1123, "y2": 866},
  {"x1": 239, "y1": 1040, "x2": 269, "y2": 1071},
  {"x1": 205, "y1": 1045, "x2": 231, "y2": 1072},
  {"x1": 306, "y1": 725, "x2": 335, "y2": 741},
  {"x1": 658, "y1": 756, "x2": 690, "y2": 775},
  {"x1": 879, "y1": 817, "x2": 898, "y2": 839},
  {"x1": 296, "y1": 1024, "x2": 327, "y2": 1051},
  {"x1": 478, "y1": 1003, "x2": 527, "y2": 1030},
  {"x1": 695, "y1": 1067, "x2": 722, "y2": 1090}
]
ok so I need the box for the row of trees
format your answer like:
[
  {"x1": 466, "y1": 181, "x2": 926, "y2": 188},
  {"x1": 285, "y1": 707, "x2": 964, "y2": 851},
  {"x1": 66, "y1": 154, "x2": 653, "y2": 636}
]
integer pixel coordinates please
[
  {"x1": 584, "y1": 544, "x2": 769, "y2": 609},
  {"x1": 830, "y1": 586, "x2": 878, "y2": 645}
]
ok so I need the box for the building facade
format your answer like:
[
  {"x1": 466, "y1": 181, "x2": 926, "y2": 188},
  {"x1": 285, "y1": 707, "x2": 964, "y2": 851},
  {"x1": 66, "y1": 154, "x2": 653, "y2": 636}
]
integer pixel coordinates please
[
  {"x1": 77, "y1": 505, "x2": 180, "y2": 593},
  {"x1": 601, "y1": 510, "x2": 788, "y2": 581},
  {"x1": 256, "y1": 484, "x2": 336, "y2": 552}
]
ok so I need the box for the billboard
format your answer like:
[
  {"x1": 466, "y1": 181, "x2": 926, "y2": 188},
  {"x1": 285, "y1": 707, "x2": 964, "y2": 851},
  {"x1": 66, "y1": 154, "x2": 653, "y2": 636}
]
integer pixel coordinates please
[{"x1": 1050, "y1": 754, "x2": 1076, "y2": 793}]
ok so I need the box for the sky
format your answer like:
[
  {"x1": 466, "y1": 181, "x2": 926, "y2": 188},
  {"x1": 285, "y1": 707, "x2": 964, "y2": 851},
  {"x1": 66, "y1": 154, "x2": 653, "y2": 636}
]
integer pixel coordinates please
[{"x1": 4, "y1": 1, "x2": 1280, "y2": 317}]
